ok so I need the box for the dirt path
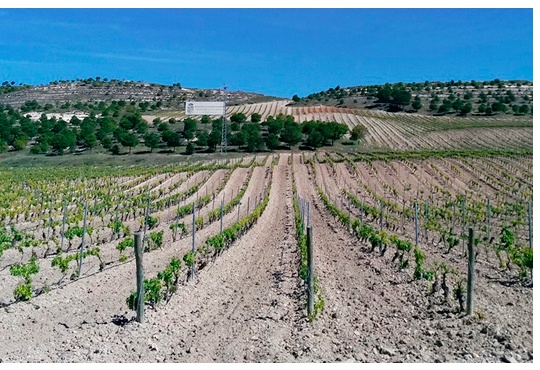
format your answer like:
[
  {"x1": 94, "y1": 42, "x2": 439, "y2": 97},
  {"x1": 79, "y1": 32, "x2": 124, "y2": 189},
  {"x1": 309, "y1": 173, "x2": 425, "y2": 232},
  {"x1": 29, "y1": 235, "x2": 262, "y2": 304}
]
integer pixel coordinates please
[{"x1": 150, "y1": 157, "x2": 305, "y2": 362}]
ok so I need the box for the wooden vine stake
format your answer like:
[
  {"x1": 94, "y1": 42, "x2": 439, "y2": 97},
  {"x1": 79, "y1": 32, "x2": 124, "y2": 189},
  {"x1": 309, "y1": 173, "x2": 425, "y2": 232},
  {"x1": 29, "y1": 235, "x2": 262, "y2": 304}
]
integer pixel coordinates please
[
  {"x1": 380, "y1": 199, "x2": 384, "y2": 231},
  {"x1": 528, "y1": 201, "x2": 532, "y2": 249},
  {"x1": 220, "y1": 198, "x2": 224, "y2": 235},
  {"x1": 301, "y1": 199, "x2": 305, "y2": 232},
  {"x1": 360, "y1": 197, "x2": 364, "y2": 225},
  {"x1": 113, "y1": 196, "x2": 120, "y2": 239},
  {"x1": 307, "y1": 201, "x2": 310, "y2": 228},
  {"x1": 466, "y1": 227, "x2": 475, "y2": 316},
  {"x1": 424, "y1": 200, "x2": 429, "y2": 242},
  {"x1": 47, "y1": 198, "x2": 53, "y2": 240},
  {"x1": 486, "y1": 199, "x2": 491, "y2": 244},
  {"x1": 237, "y1": 201, "x2": 241, "y2": 222},
  {"x1": 142, "y1": 197, "x2": 150, "y2": 250},
  {"x1": 60, "y1": 199, "x2": 67, "y2": 252},
  {"x1": 307, "y1": 225, "x2": 314, "y2": 318},
  {"x1": 461, "y1": 199, "x2": 466, "y2": 256},
  {"x1": 174, "y1": 199, "x2": 181, "y2": 241},
  {"x1": 191, "y1": 202, "x2": 196, "y2": 280},
  {"x1": 414, "y1": 201, "x2": 418, "y2": 247},
  {"x1": 134, "y1": 232, "x2": 144, "y2": 323},
  {"x1": 77, "y1": 201, "x2": 89, "y2": 277},
  {"x1": 401, "y1": 198, "x2": 405, "y2": 233}
]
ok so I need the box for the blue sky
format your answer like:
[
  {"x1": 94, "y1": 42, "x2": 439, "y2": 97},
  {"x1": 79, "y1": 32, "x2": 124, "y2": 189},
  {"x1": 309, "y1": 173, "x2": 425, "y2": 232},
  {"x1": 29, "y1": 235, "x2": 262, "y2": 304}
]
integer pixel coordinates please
[{"x1": 0, "y1": 8, "x2": 533, "y2": 98}]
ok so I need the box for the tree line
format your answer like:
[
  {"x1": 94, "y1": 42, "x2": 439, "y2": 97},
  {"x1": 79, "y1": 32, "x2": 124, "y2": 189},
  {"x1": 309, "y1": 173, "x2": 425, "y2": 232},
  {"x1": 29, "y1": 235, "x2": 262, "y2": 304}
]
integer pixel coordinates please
[{"x1": 0, "y1": 102, "x2": 366, "y2": 156}]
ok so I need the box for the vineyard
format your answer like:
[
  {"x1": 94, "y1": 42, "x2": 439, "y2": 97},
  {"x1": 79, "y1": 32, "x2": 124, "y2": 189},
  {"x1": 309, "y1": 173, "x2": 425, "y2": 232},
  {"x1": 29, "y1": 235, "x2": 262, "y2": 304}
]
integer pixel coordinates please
[
  {"x1": 0, "y1": 148, "x2": 532, "y2": 362},
  {"x1": 157, "y1": 101, "x2": 533, "y2": 151}
]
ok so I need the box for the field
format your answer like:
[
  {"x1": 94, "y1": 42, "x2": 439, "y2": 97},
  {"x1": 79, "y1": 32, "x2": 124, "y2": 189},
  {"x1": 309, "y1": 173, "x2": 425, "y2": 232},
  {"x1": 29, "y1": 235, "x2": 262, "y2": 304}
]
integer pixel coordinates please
[
  {"x1": 0, "y1": 147, "x2": 533, "y2": 362},
  {"x1": 156, "y1": 101, "x2": 533, "y2": 151}
]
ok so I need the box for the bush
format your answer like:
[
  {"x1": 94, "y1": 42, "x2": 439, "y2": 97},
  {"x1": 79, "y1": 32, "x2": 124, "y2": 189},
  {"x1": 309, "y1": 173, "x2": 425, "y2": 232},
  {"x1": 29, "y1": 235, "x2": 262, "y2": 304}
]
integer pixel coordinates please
[{"x1": 350, "y1": 124, "x2": 367, "y2": 141}]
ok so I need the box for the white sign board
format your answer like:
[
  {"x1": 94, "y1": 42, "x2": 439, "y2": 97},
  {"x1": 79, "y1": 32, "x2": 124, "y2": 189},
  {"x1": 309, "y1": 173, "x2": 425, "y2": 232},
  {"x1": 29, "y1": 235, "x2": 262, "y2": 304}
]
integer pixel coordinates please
[{"x1": 185, "y1": 101, "x2": 225, "y2": 116}]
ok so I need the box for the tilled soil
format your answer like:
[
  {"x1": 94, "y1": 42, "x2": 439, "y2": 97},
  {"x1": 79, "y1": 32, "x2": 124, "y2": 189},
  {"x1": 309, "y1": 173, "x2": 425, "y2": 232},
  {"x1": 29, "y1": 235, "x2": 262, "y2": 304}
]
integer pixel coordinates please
[{"x1": 0, "y1": 153, "x2": 533, "y2": 363}]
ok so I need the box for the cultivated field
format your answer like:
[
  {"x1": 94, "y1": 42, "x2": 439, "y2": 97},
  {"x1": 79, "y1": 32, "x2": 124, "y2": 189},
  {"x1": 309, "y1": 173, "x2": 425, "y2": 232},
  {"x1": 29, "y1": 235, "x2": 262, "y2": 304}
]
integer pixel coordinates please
[
  {"x1": 0, "y1": 149, "x2": 532, "y2": 362},
  {"x1": 157, "y1": 101, "x2": 533, "y2": 151}
]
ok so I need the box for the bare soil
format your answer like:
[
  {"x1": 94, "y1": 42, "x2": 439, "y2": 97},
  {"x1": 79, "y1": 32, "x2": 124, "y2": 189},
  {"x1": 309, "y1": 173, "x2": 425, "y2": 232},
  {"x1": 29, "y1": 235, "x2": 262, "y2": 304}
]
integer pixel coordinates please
[{"x1": 0, "y1": 154, "x2": 533, "y2": 363}]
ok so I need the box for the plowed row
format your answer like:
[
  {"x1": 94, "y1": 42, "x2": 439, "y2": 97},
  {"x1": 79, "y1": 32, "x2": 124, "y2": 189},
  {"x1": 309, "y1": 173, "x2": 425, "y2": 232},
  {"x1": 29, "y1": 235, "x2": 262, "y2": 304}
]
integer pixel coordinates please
[{"x1": 0, "y1": 153, "x2": 532, "y2": 363}]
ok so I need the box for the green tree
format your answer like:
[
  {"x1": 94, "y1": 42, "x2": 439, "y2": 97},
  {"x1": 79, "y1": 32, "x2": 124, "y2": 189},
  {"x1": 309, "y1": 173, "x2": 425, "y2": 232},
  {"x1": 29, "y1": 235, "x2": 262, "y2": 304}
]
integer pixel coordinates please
[
  {"x1": 506, "y1": 90, "x2": 516, "y2": 102},
  {"x1": 391, "y1": 87, "x2": 411, "y2": 107},
  {"x1": 411, "y1": 96, "x2": 423, "y2": 111},
  {"x1": 452, "y1": 99, "x2": 464, "y2": 112},
  {"x1": 265, "y1": 133, "x2": 280, "y2": 150},
  {"x1": 200, "y1": 115, "x2": 211, "y2": 125},
  {"x1": 101, "y1": 136, "x2": 113, "y2": 149},
  {"x1": 229, "y1": 121, "x2": 241, "y2": 132},
  {"x1": 230, "y1": 113, "x2": 247, "y2": 124},
  {"x1": 519, "y1": 104, "x2": 530, "y2": 114},
  {"x1": 292, "y1": 94, "x2": 300, "y2": 102},
  {"x1": 491, "y1": 102, "x2": 507, "y2": 113},
  {"x1": 438, "y1": 104, "x2": 449, "y2": 114},
  {"x1": 157, "y1": 122, "x2": 169, "y2": 132},
  {"x1": 185, "y1": 142, "x2": 195, "y2": 155},
  {"x1": 242, "y1": 123, "x2": 264, "y2": 152},
  {"x1": 207, "y1": 130, "x2": 221, "y2": 151},
  {"x1": 144, "y1": 132, "x2": 160, "y2": 152},
  {"x1": 280, "y1": 121, "x2": 302, "y2": 149},
  {"x1": 82, "y1": 131, "x2": 98, "y2": 150},
  {"x1": 307, "y1": 130, "x2": 324, "y2": 148},
  {"x1": 350, "y1": 124, "x2": 367, "y2": 141},
  {"x1": 119, "y1": 132, "x2": 139, "y2": 153},
  {"x1": 206, "y1": 119, "x2": 223, "y2": 151},
  {"x1": 267, "y1": 119, "x2": 283, "y2": 135},
  {"x1": 184, "y1": 130, "x2": 195, "y2": 140},
  {"x1": 162, "y1": 130, "x2": 181, "y2": 152},
  {"x1": 251, "y1": 113, "x2": 261, "y2": 123},
  {"x1": 30, "y1": 140, "x2": 49, "y2": 154},
  {"x1": 196, "y1": 131, "x2": 209, "y2": 147},
  {"x1": 97, "y1": 117, "x2": 117, "y2": 137},
  {"x1": 183, "y1": 118, "x2": 198, "y2": 133},
  {"x1": 459, "y1": 102, "x2": 473, "y2": 116},
  {"x1": 51, "y1": 129, "x2": 76, "y2": 155},
  {"x1": 377, "y1": 84, "x2": 393, "y2": 103},
  {"x1": 478, "y1": 92, "x2": 488, "y2": 103},
  {"x1": 135, "y1": 121, "x2": 149, "y2": 134},
  {"x1": 477, "y1": 103, "x2": 486, "y2": 113},
  {"x1": 327, "y1": 122, "x2": 348, "y2": 145},
  {"x1": 52, "y1": 119, "x2": 68, "y2": 134},
  {"x1": 13, "y1": 136, "x2": 28, "y2": 151},
  {"x1": 79, "y1": 118, "x2": 97, "y2": 150},
  {"x1": 230, "y1": 130, "x2": 247, "y2": 146}
]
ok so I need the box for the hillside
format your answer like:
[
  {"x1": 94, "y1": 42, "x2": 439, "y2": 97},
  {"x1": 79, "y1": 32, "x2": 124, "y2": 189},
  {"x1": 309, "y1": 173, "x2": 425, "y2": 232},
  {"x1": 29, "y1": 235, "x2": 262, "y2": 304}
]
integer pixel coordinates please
[
  {"x1": 155, "y1": 101, "x2": 533, "y2": 151},
  {"x1": 0, "y1": 78, "x2": 281, "y2": 109},
  {"x1": 291, "y1": 79, "x2": 533, "y2": 118},
  {"x1": 0, "y1": 78, "x2": 533, "y2": 160}
]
